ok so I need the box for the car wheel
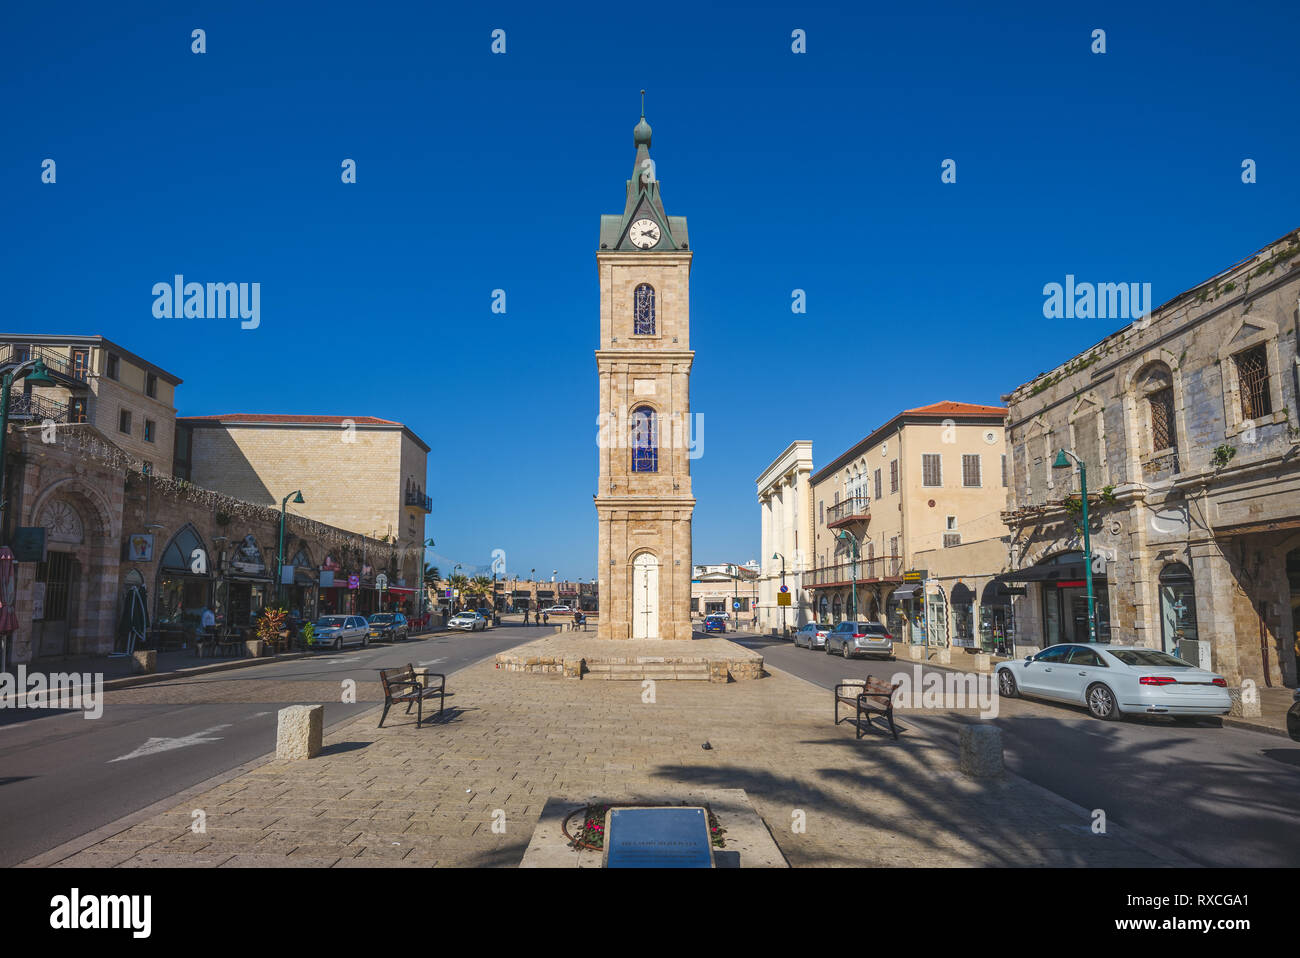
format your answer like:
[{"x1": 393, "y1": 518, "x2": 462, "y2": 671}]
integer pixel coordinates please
[
  {"x1": 333, "y1": 637, "x2": 342, "y2": 651},
  {"x1": 1087, "y1": 683, "x2": 1119, "y2": 721},
  {"x1": 842, "y1": 642, "x2": 851, "y2": 659},
  {"x1": 362, "y1": 634, "x2": 369, "y2": 648},
  {"x1": 997, "y1": 670, "x2": 1018, "y2": 697}
]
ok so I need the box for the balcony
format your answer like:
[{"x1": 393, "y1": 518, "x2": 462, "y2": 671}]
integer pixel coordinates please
[
  {"x1": 5, "y1": 390, "x2": 70, "y2": 424},
  {"x1": 826, "y1": 494, "x2": 871, "y2": 529},
  {"x1": 804, "y1": 556, "x2": 903, "y2": 589},
  {"x1": 404, "y1": 487, "x2": 433, "y2": 512},
  {"x1": 0, "y1": 344, "x2": 89, "y2": 386}
]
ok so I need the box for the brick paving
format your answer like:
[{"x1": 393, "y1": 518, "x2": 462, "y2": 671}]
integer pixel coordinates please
[{"x1": 47, "y1": 661, "x2": 1182, "y2": 867}]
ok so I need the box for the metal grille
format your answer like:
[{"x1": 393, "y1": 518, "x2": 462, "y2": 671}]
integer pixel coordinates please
[
  {"x1": 1148, "y1": 387, "x2": 1175, "y2": 451},
  {"x1": 962, "y1": 454, "x2": 981, "y2": 487},
  {"x1": 633, "y1": 284, "x2": 655, "y2": 335},
  {"x1": 1233, "y1": 345, "x2": 1272, "y2": 420},
  {"x1": 922, "y1": 454, "x2": 942, "y2": 487},
  {"x1": 943, "y1": 533, "x2": 961, "y2": 548},
  {"x1": 630, "y1": 407, "x2": 657, "y2": 472}
]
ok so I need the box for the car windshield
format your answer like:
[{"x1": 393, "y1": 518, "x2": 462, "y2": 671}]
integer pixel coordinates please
[
  {"x1": 369, "y1": 615, "x2": 394, "y2": 623},
  {"x1": 317, "y1": 617, "x2": 346, "y2": 628},
  {"x1": 835, "y1": 622, "x2": 856, "y2": 632},
  {"x1": 1106, "y1": 648, "x2": 1194, "y2": 668}
]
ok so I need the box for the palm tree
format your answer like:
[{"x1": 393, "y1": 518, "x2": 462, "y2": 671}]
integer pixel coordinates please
[
  {"x1": 448, "y1": 573, "x2": 470, "y2": 610},
  {"x1": 424, "y1": 564, "x2": 440, "y2": 585},
  {"x1": 469, "y1": 575, "x2": 493, "y2": 606}
]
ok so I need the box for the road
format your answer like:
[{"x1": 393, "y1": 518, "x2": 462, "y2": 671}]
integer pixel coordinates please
[
  {"x1": 730, "y1": 630, "x2": 1300, "y2": 867},
  {"x1": 0, "y1": 625, "x2": 539, "y2": 867}
]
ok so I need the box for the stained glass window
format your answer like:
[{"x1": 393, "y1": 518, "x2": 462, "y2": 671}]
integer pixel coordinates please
[
  {"x1": 634, "y1": 284, "x2": 655, "y2": 335},
  {"x1": 630, "y1": 406, "x2": 658, "y2": 472}
]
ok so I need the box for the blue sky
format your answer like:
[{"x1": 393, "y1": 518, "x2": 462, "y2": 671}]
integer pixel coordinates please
[{"x1": 3, "y1": 1, "x2": 1297, "y2": 580}]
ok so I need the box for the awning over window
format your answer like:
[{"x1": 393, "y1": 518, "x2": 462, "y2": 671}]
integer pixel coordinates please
[
  {"x1": 890, "y1": 585, "x2": 921, "y2": 601},
  {"x1": 994, "y1": 563, "x2": 1088, "y2": 584}
]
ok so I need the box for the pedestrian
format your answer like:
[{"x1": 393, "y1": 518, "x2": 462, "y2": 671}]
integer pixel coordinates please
[
  {"x1": 543, "y1": 610, "x2": 549, "y2": 627},
  {"x1": 534, "y1": 609, "x2": 541, "y2": 626}
]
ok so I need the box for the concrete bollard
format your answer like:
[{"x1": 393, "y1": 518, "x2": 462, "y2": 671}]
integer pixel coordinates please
[
  {"x1": 907, "y1": 645, "x2": 924, "y2": 661},
  {"x1": 1228, "y1": 688, "x2": 1262, "y2": 718},
  {"x1": 131, "y1": 650, "x2": 157, "y2": 674},
  {"x1": 276, "y1": 705, "x2": 323, "y2": 760},
  {"x1": 972, "y1": 652, "x2": 991, "y2": 672},
  {"x1": 245, "y1": 639, "x2": 264, "y2": 658},
  {"x1": 959, "y1": 725, "x2": 1004, "y2": 778}
]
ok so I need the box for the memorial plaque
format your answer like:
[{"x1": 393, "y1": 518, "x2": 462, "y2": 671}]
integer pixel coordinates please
[{"x1": 603, "y1": 806, "x2": 714, "y2": 868}]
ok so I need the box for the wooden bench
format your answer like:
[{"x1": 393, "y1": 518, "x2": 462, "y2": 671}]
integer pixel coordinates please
[
  {"x1": 834, "y1": 677, "x2": 901, "y2": 740},
  {"x1": 378, "y1": 664, "x2": 445, "y2": 728}
]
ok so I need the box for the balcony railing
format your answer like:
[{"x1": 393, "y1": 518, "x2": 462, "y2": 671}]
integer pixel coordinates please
[
  {"x1": 5, "y1": 390, "x2": 70, "y2": 423},
  {"x1": 804, "y1": 556, "x2": 903, "y2": 588},
  {"x1": 826, "y1": 494, "x2": 871, "y2": 529},
  {"x1": 0, "y1": 344, "x2": 87, "y2": 384},
  {"x1": 404, "y1": 488, "x2": 433, "y2": 512}
]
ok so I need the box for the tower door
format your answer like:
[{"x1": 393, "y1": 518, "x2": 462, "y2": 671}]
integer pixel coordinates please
[{"x1": 632, "y1": 554, "x2": 659, "y2": 639}]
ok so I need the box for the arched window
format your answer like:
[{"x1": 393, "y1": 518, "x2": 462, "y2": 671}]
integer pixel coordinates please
[
  {"x1": 630, "y1": 406, "x2": 658, "y2": 472},
  {"x1": 1158, "y1": 562, "x2": 1198, "y2": 653},
  {"x1": 161, "y1": 525, "x2": 205, "y2": 572},
  {"x1": 1135, "y1": 361, "x2": 1177, "y2": 456},
  {"x1": 634, "y1": 284, "x2": 656, "y2": 335}
]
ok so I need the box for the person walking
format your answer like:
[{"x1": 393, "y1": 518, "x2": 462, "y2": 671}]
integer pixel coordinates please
[
  {"x1": 534, "y1": 609, "x2": 541, "y2": 626},
  {"x1": 542, "y1": 610, "x2": 550, "y2": 627}
]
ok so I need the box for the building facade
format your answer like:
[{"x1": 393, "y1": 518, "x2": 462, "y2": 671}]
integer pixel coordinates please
[
  {"x1": 2, "y1": 334, "x2": 182, "y2": 476},
  {"x1": 1001, "y1": 229, "x2": 1300, "y2": 688},
  {"x1": 594, "y1": 108, "x2": 695, "y2": 640},
  {"x1": 692, "y1": 562, "x2": 760, "y2": 628},
  {"x1": 177, "y1": 414, "x2": 430, "y2": 600},
  {"x1": 756, "y1": 441, "x2": 814, "y2": 635},
  {"x1": 804, "y1": 402, "x2": 1009, "y2": 643}
]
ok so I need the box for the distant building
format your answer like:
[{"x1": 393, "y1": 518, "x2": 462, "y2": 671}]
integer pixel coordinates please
[
  {"x1": 756, "y1": 441, "x2": 814, "y2": 635},
  {"x1": 691, "y1": 562, "x2": 759, "y2": 625}
]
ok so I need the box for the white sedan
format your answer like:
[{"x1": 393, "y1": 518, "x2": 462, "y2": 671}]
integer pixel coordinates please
[
  {"x1": 448, "y1": 611, "x2": 488, "y2": 632},
  {"x1": 996, "y1": 643, "x2": 1232, "y2": 721}
]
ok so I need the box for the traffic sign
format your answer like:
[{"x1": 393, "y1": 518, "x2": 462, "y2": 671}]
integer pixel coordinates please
[
  {"x1": 779, "y1": 585, "x2": 789, "y2": 593},
  {"x1": 376, "y1": 573, "x2": 389, "y2": 591},
  {"x1": 347, "y1": 575, "x2": 360, "y2": 589}
]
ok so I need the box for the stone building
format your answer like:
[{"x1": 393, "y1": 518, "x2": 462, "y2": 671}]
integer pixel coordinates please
[
  {"x1": 756, "y1": 441, "x2": 814, "y2": 635},
  {"x1": 803, "y1": 402, "x2": 1009, "y2": 644},
  {"x1": 593, "y1": 108, "x2": 695, "y2": 640},
  {"x1": 1, "y1": 334, "x2": 182, "y2": 475},
  {"x1": 176, "y1": 413, "x2": 430, "y2": 602},
  {"x1": 1001, "y1": 228, "x2": 1300, "y2": 688},
  {"x1": 3, "y1": 423, "x2": 394, "y2": 664},
  {"x1": 691, "y1": 562, "x2": 760, "y2": 627}
]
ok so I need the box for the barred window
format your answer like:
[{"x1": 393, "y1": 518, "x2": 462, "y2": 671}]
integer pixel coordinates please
[
  {"x1": 633, "y1": 283, "x2": 656, "y2": 335},
  {"x1": 1148, "y1": 387, "x2": 1175, "y2": 451},
  {"x1": 889, "y1": 459, "x2": 899, "y2": 493},
  {"x1": 943, "y1": 533, "x2": 961, "y2": 548},
  {"x1": 1233, "y1": 345, "x2": 1272, "y2": 421},
  {"x1": 630, "y1": 406, "x2": 657, "y2": 472},
  {"x1": 873, "y1": 468, "x2": 882, "y2": 500},
  {"x1": 922, "y1": 454, "x2": 942, "y2": 487},
  {"x1": 962, "y1": 454, "x2": 982, "y2": 487}
]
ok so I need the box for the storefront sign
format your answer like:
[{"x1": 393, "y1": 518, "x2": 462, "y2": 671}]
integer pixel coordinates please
[
  {"x1": 348, "y1": 575, "x2": 360, "y2": 589},
  {"x1": 229, "y1": 535, "x2": 266, "y2": 575},
  {"x1": 320, "y1": 570, "x2": 335, "y2": 588},
  {"x1": 902, "y1": 569, "x2": 928, "y2": 583},
  {"x1": 126, "y1": 534, "x2": 154, "y2": 562}
]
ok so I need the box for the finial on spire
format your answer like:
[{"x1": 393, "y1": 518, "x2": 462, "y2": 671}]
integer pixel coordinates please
[
  {"x1": 633, "y1": 91, "x2": 652, "y2": 148},
  {"x1": 640, "y1": 89, "x2": 645, "y2": 118}
]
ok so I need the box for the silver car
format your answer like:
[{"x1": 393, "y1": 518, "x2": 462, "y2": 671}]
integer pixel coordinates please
[
  {"x1": 312, "y1": 615, "x2": 370, "y2": 651},
  {"x1": 826, "y1": 621, "x2": 895, "y2": 659},
  {"x1": 793, "y1": 623, "x2": 829, "y2": 649}
]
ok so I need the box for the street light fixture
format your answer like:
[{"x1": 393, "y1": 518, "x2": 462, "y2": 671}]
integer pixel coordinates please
[
  {"x1": 422, "y1": 537, "x2": 435, "y2": 622},
  {"x1": 0, "y1": 357, "x2": 56, "y2": 540},
  {"x1": 276, "y1": 490, "x2": 305, "y2": 604},
  {"x1": 1053, "y1": 448, "x2": 1097, "y2": 643},
  {"x1": 772, "y1": 552, "x2": 787, "y2": 637}
]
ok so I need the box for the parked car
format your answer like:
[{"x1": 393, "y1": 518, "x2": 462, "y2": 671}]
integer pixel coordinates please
[
  {"x1": 1288, "y1": 688, "x2": 1300, "y2": 742},
  {"x1": 311, "y1": 615, "x2": 370, "y2": 650},
  {"x1": 367, "y1": 612, "x2": 409, "y2": 642},
  {"x1": 703, "y1": 614, "x2": 727, "y2": 634},
  {"x1": 542, "y1": 605, "x2": 573, "y2": 615},
  {"x1": 996, "y1": 644, "x2": 1232, "y2": 721},
  {"x1": 826, "y1": 621, "x2": 895, "y2": 659},
  {"x1": 475, "y1": 607, "x2": 496, "y2": 626},
  {"x1": 448, "y1": 610, "x2": 488, "y2": 632},
  {"x1": 793, "y1": 623, "x2": 829, "y2": 649}
]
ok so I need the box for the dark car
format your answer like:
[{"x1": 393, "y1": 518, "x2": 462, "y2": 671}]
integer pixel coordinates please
[
  {"x1": 1288, "y1": 688, "x2": 1300, "y2": 742},
  {"x1": 475, "y1": 608, "x2": 495, "y2": 629},
  {"x1": 367, "y1": 613, "x2": 409, "y2": 642},
  {"x1": 703, "y1": 615, "x2": 727, "y2": 634}
]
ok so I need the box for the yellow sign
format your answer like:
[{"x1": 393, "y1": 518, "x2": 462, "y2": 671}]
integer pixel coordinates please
[{"x1": 777, "y1": 592, "x2": 792, "y2": 607}]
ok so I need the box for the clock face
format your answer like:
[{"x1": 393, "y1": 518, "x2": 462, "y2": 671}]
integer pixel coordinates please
[{"x1": 629, "y1": 218, "x2": 661, "y2": 249}]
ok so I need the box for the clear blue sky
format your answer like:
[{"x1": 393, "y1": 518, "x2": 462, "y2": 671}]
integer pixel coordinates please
[{"x1": 4, "y1": 1, "x2": 1297, "y2": 580}]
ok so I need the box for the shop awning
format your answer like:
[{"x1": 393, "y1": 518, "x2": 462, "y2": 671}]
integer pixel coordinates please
[
  {"x1": 889, "y1": 585, "x2": 920, "y2": 601},
  {"x1": 994, "y1": 563, "x2": 1088, "y2": 584},
  {"x1": 383, "y1": 586, "x2": 416, "y2": 595}
]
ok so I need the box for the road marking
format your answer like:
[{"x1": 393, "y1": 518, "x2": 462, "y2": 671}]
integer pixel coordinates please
[
  {"x1": 108, "y1": 724, "x2": 232, "y2": 763},
  {"x1": 417, "y1": 658, "x2": 447, "y2": 667}
]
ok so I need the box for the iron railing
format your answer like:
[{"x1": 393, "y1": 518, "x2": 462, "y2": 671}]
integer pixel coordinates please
[
  {"x1": 0, "y1": 343, "x2": 86, "y2": 382},
  {"x1": 5, "y1": 390, "x2": 70, "y2": 423},
  {"x1": 804, "y1": 556, "x2": 904, "y2": 588},
  {"x1": 826, "y1": 494, "x2": 871, "y2": 528}
]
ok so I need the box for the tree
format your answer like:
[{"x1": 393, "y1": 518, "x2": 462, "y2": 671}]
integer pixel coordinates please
[{"x1": 424, "y1": 564, "x2": 440, "y2": 585}]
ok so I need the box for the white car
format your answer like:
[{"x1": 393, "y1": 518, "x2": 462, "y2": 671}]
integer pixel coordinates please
[
  {"x1": 542, "y1": 605, "x2": 572, "y2": 615},
  {"x1": 996, "y1": 643, "x2": 1232, "y2": 721},
  {"x1": 448, "y1": 611, "x2": 488, "y2": 632}
]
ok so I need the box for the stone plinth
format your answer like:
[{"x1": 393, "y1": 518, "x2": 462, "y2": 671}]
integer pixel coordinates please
[
  {"x1": 276, "y1": 705, "x2": 323, "y2": 761},
  {"x1": 931, "y1": 647, "x2": 952, "y2": 665},
  {"x1": 245, "y1": 639, "x2": 264, "y2": 658},
  {"x1": 496, "y1": 635, "x2": 763, "y2": 684},
  {"x1": 131, "y1": 650, "x2": 156, "y2": 674},
  {"x1": 959, "y1": 725, "x2": 1004, "y2": 778},
  {"x1": 971, "y1": 652, "x2": 992, "y2": 672},
  {"x1": 1228, "y1": 687, "x2": 1262, "y2": 718}
]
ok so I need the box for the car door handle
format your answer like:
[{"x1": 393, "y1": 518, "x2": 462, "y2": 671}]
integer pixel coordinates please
[{"x1": 1078, "y1": 671, "x2": 1088, "y2": 676}]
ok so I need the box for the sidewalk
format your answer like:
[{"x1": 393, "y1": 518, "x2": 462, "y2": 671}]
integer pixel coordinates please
[{"x1": 33, "y1": 654, "x2": 1186, "y2": 867}]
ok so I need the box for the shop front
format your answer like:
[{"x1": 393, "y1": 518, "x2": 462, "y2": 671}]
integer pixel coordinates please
[
  {"x1": 979, "y1": 581, "x2": 1018, "y2": 654},
  {"x1": 888, "y1": 584, "x2": 923, "y2": 643},
  {"x1": 950, "y1": 582, "x2": 975, "y2": 648},
  {"x1": 155, "y1": 525, "x2": 213, "y2": 638},
  {"x1": 996, "y1": 551, "x2": 1110, "y2": 646},
  {"x1": 220, "y1": 533, "x2": 273, "y2": 629}
]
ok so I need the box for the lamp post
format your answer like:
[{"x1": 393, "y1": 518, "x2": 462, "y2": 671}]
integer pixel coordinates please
[
  {"x1": 276, "y1": 490, "x2": 305, "y2": 604},
  {"x1": 452, "y1": 563, "x2": 462, "y2": 613},
  {"x1": 0, "y1": 357, "x2": 56, "y2": 541},
  {"x1": 835, "y1": 529, "x2": 860, "y2": 622},
  {"x1": 772, "y1": 552, "x2": 787, "y2": 637},
  {"x1": 421, "y1": 537, "x2": 435, "y2": 623},
  {"x1": 1053, "y1": 448, "x2": 1097, "y2": 642}
]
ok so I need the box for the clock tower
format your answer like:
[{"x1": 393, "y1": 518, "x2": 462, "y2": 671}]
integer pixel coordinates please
[{"x1": 594, "y1": 102, "x2": 694, "y2": 640}]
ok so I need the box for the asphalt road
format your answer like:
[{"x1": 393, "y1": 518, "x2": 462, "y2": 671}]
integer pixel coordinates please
[
  {"x1": 730, "y1": 630, "x2": 1300, "y2": 868},
  {"x1": 0, "y1": 625, "x2": 540, "y2": 867}
]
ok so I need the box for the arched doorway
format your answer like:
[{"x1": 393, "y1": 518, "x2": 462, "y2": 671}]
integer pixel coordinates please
[
  {"x1": 951, "y1": 583, "x2": 975, "y2": 648},
  {"x1": 817, "y1": 595, "x2": 829, "y2": 624},
  {"x1": 632, "y1": 553, "x2": 659, "y2": 639},
  {"x1": 831, "y1": 594, "x2": 843, "y2": 623},
  {"x1": 1158, "y1": 563, "x2": 1197, "y2": 654}
]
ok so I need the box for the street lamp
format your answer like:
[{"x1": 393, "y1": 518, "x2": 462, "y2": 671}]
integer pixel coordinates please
[
  {"x1": 276, "y1": 490, "x2": 305, "y2": 604},
  {"x1": 452, "y1": 563, "x2": 462, "y2": 612},
  {"x1": 772, "y1": 552, "x2": 787, "y2": 637},
  {"x1": 835, "y1": 529, "x2": 859, "y2": 622},
  {"x1": 422, "y1": 537, "x2": 435, "y2": 622},
  {"x1": 0, "y1": 357, "x2": 55, "y2": 540},
  {"x1": 1053, "y1": 448, "x2": 1097, "y2": 643}
]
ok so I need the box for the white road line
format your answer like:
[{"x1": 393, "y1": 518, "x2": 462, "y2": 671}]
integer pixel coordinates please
[{"x1": 108, "y1": 724, "x2": 232, "y2": 763}]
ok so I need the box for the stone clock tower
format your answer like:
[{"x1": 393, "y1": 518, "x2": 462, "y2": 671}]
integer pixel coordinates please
[{"x1": 594, "y1": 104, "x2": 694, "y2": 641}]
